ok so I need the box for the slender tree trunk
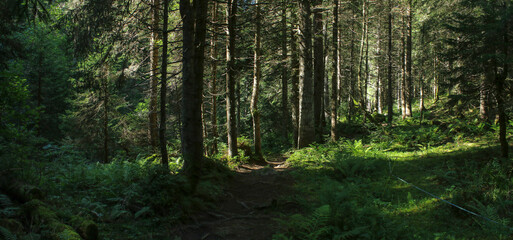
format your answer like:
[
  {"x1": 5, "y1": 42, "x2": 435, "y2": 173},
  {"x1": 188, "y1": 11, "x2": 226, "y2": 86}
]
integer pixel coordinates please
[
  {"x1": 281, "y1": 6, "x2": 290, "y2": 137},
  {"x1": 37, "y1": 54, "x2": 42, "y2": 137},
  {"x1": 348, "y1": 9, "x2": 355, "y2": 122},
  {"x1": 330, "y1": 0, "x2": 339, "y2": 142},
  {"x1": 496, "y1": 13, "x2": 508, "y2": 158},
  {"x1": 251, "y1": 0, "x2": 263, "y2": 160},
  {"x1": 313, "y1": 6, "x2": 324, "y2": 142},
  {"x1": 479, "y1": 75, "x2": 488, "y2": 121},
  {"x1": 180, "y1": 0, "x2": 208, "y2": 181},
  {"x1": 160, "y1": 0, "x2": 169, "y2": 167},
  {"x1": 298, "y1": 0, "x2": 314, "y2": 148},
  {"x1": 357, "y1": 0, "x2": 367, "y2": 119},
  {"x1": 433, "y1": 56, "x2": 439, "y2": 101},
  {"x1": 291, "y1": 13, "x2": 300, "y2": 148},
  {"x1": 149, "y1": 0, "x2": 160, "y2": 149},
  {"x1": 226, "y1": 0, "x2": 238, "y2": 157},
  {"x1": 405, "y1": 0, "x2": 413, "y2": 117},
  {"x1": 401, "y1": 15, "x2": 407, "y2": 119},
  {"x1": 102, "y1": 77, "x2": 109, "y2": 163},
  {"x1": 210, "y1": 1, "x2": 219, "y2": 155},
  {"x1": 376, "y1": 21, "x2": 383, "y2": 114},
  {"x1": 364, "y1": 17, "x2": 369, "y2": 117}
]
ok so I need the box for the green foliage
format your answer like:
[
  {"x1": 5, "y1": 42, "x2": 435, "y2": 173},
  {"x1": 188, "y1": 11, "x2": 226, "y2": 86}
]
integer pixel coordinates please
[
  {"x1": 278, "y1": 205, "x2": 332, "y2": 239},
  {"x1": 0, "y1": 226, "x2": 17, "y2": 240}
]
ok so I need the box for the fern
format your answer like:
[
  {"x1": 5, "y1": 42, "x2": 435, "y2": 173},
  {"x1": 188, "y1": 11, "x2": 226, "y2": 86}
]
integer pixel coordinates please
[
  {"x1": 334, "y1": 226, "x2": 369, "y2": 240},
  {"x1": 0, "y1": 226, "x2": 17, "y2": 240}
]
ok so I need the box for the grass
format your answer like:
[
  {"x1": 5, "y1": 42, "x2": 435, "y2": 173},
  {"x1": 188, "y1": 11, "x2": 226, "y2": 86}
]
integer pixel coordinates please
[{"x1": 276, "y1": 123, "x2": 513, "y2": 239}]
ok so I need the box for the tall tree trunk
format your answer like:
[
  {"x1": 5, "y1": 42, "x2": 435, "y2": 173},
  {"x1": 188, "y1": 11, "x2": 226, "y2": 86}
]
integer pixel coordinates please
[
  {"x1": 400, "y1": 15, "x2": 407, "y2": 119},
  {"x1": 330, "y1": 0, "x2": 339, "y2": 142},
  {"x1": 226, "y1": 0, "x2": 238, "y2": 157},
  {"x1": 180, "y1": 0, "x2": 208, "y2": 181},
  {"x1": 160, "y1": 0, "x2": 169, "y2": 167},
  {"x1": 364, "y1": 16, "x2": 369, "y2": 118},
  {"x1": 149, "y1": 0, "x2": 160, "y2": 149},
  {"x1": 298, "y1": 0, "x2": 314, "y2": 148},
  {"x1": 251, "y1": 0, "x2": 263, "y2": 160},
  {"x1": 376, "y1": 21, "x2": 383, "y2": 114},
  {"x1": 281, "y1": 6, "x2": 290, "y2": 137},
  {"x1": 37, "y1": 54, "x2": 42, "y2": 137},
  {"x1": 102, "y1": 75, "x2": 109, "y2": 163},
  {"x1": 210, "y1": 1, "x2": 219, "y2": 155},
  {"x1": 291, "y1": 13, "x2": 300, "y2": 148},
  {"x1": 357, "y1": 0, "x2": 367, "y2": 119},
  {"x1": 405, "y1": 0, "x2": 413, "y2": 117},
  {"x1": 496, "y1": 12, "x2": 508, "y2": 158},
  {"x1": 313, "y1": 6, "x2": 324, "y2": 142},
  {"x1": 348, "y1": 7, "x2": 355, "y2": 122}
]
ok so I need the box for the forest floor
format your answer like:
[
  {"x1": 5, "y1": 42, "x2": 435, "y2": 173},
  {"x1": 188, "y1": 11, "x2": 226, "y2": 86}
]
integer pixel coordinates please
[{"x1": 173, "y1": 157, "x2": 299, "y2": 240}]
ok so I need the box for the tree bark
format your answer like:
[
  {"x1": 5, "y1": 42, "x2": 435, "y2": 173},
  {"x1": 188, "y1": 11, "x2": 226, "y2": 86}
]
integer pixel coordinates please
[
  {"x1": 348, "y1": 7, "x2": 355, "y2": 122},
  {"x1": 400, "y1": 15, "x2": 407, "y2": 119},
  {"x1": 496, "y1": 12, "x2": 508, "y2": 158},
  {"x1": 281, "y1": 6, "x2": 290, "y2": 137},
  {"x1": 210, "y1": 1, "x2": 219, "y2": 155},
  {"x1": 405, "y1": 0, "x2": 413, "y2": 117},
  {"x1": 298, "y1": 0, "x2": 314, "y2": 148},
  {"x1": 357, "y1": 0, "x2": 367, "y2": 119},
  {"x1": 479, "y1": 75, "x2": 488, "y2": 121},
  {"x1": 226, "y1": 0, "x2": 238, "y2": 157},
  {"x1": 251, "y1": 0, "x2": 263, "y2": 160},
  {"x1": 313, "y1": 6, "x2": 324, "y2": 142},
  {"x1": 160, "y1": 0, "x2": 169, "y2": 167},
  {"x1": 330, "y1": 0, "x2": 338, "y2": 142},
  {"x1": 291, "y1": 12, "x2": 300, "y2": 149},
  {"x1": 180, "y1": 0, "x2": 208, "y2": 180},
  {"x1": 387, "y1": 0, "x2": 394, "y2": 125},
  {"x1": 102, "y1": 76, "x2": 109, "y2": 163},
  {"x1": 149, "y1": 0, "x2": 160, "y2": 149}
]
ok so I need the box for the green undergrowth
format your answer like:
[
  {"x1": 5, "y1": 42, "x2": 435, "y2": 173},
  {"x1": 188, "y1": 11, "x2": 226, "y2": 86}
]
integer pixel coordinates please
[
  {"x1": 1, "y1": 145, "x2": 232, "y2": 240},
  {"x1": 275, "y1": 125, "x2": 513, "y2": 239}
]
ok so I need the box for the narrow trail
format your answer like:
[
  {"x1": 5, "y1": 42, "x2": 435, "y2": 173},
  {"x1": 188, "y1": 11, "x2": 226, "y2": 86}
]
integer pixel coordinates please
[{"x1": 174, "y1": 158, "x2": 300, "y2": 240}]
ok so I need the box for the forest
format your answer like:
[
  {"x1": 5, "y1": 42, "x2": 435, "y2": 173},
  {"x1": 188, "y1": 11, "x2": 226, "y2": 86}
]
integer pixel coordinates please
[{"x1": 1, "y1": 0, "x2": 513, "y2": 239}]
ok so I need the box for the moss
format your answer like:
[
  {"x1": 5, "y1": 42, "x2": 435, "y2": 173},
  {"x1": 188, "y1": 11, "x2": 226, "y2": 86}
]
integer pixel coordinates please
[
  {"x1": 70, "y1": 216, "x2": 98, "y2": 240},
  {"x1": 79, "y1": 220, "x2": 98, "y2": 240},
  {"x1": 23, "y1": 200, "x2": 83, "y2": 240}
]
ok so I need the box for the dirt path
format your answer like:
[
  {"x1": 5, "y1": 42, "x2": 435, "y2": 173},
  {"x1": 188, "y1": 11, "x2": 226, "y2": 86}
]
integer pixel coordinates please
[{"x1": 174, "y1": 160, "x2": 299, "y2": 240}]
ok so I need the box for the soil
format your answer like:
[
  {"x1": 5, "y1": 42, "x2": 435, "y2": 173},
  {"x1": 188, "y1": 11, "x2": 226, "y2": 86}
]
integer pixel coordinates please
[{"x1": 173, "y1": 159, "x2": 299, "y2": 240}]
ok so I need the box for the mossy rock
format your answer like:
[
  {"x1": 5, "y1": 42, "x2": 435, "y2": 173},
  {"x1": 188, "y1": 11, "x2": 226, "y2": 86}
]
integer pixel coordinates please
[
  {"x1": 71, "y1": 216, "x2": 98, "y2": 240},
  {"x1": 22, "y1": 200, "x2": 83, "y2": 240}
]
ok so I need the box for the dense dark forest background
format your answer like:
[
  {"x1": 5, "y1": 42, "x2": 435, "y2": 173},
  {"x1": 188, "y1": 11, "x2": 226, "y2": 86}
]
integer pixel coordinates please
[{"x1": 1, "y1": 0, "x2": 513, "y2": 239}]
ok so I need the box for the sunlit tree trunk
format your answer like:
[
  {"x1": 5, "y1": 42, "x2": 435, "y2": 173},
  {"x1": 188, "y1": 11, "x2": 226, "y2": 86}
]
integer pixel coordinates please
[
  {"x1": 479, "y1": 76, "x2": 488, "y2": 122},
  {"x1": 149, "y1": 0, "x2": 160, "y2": 149},
  {"x1": 209, "y1": 1, "x2": 219, "y2": 155},
  {"x1": 226, "y1": 0, "x2": 238, "y2": 157},
  {"x1": 160, "y1": 0, "x2": 169, "y2": 167},
  {"x1": 330, "y1": 0, "x2": 339, "y2": 142},
  {"x1": 348, "y1": 6, "x2": 355, "y2": 122},
  {"x1": 298, "y1": 0, "x2": 314, "y2": 148},
  {"x1": 386, "y1": 0, "x2": 393, "y2": 124},
  {"x1": 400, "y1": 15, "x2": 407, "y2": 119},
  {"x1": 251, "y1": 0, "x2": 263, "y2": 160}
]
